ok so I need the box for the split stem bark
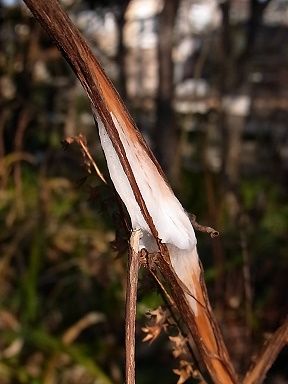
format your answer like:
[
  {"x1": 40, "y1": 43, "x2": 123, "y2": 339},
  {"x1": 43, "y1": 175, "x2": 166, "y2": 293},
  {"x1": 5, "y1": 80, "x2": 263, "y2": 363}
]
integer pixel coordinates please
[{"x1": 125, "y1": 230, "x2": 141, "y2": 384}]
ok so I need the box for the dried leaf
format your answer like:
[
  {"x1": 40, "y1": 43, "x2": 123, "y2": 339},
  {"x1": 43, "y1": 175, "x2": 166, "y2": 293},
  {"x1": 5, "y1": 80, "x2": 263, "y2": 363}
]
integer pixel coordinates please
[
  {"x1": 148, "y1": 307, "x2": 167, "y2": 324},
  {"x1": 169, "y1": 334, "x2": 188, "y2": 358},
  {"x1": 141, "y1": 325, "x2": 162, "y2": 344},
  {"x1": 173, "y1": 360, "x2": 194, "y2": 384}
]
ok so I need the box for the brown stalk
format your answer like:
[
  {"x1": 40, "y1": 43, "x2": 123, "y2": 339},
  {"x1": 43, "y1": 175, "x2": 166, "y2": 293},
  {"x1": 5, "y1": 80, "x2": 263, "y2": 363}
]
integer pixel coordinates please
[
  {"x1": 125, "y1": 230, "x2": 141, "y2": 384},
  {"x1": 156, "y1": 245, "x2": 237, "y2": 383},
  {"x1": 243, "y1": 318, "x2": 288, "y2": 384},
  {"x1": 64, "y1": 134, "x2": 107, "y2": 184}
]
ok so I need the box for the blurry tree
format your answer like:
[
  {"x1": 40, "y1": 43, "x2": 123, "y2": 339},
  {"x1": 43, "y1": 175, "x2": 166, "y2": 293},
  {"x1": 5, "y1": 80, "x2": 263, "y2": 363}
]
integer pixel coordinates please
[
  {"x1": 154, "y1": 0, "x2": 180, "y2": 182},
  {"x1": 82, "y1": 0, "x2": 131, "y2": 100},
  {"x1": 219, "y1": 0, "x2": 274, "y2": 225},
  {"x1": 114, "y1": 0, "x2": 130, "y2": 100}
]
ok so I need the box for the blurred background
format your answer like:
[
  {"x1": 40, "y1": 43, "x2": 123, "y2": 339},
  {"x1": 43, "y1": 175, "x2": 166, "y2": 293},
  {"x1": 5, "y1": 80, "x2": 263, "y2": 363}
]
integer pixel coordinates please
[{"x1": 0, "y1": 0, "x2": 288, "y2": 383}]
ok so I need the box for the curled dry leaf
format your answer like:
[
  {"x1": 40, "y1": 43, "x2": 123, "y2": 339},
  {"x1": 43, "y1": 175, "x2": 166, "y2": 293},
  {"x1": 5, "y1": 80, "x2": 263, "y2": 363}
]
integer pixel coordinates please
[
  {"x1": 189, "y1": 214, "x2": 219, "y2": 238},
  {"x1": 142, "y1": 306, "x2": 169, "y2": 343},
  {"x1": 169, "y1": 334, "x2": 189, "y2": 359},
  {"x1": 147, "y1": 307, "x2": 167, "y2": 325},
  {"x1": 142, "y1": 324, "x2": 162, "y2": 344},
  {"x1": 173, "y1": 360, "x2": 195, "y2": 384}
]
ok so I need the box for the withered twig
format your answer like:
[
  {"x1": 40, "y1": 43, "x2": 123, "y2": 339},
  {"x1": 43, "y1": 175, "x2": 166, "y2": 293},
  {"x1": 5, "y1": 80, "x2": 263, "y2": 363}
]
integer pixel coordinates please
[
  {"x1": 189, "y1": 214, "x2": 219, "y2": 238},
  {"x1": 125, "y1": 229, "x2": 141, "y2": 384},
  {"x1": 243, "y1": 318, "x2": 288, "y2": 384},
  {"x1": 64, "y1": 134, "x2": 107, "y2": 184}
]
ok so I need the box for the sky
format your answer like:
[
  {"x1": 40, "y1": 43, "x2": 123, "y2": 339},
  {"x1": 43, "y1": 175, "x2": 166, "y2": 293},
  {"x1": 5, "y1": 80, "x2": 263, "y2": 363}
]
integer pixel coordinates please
[{"x1": 2, "y1": 0, "x2": 18, "y2": 5}]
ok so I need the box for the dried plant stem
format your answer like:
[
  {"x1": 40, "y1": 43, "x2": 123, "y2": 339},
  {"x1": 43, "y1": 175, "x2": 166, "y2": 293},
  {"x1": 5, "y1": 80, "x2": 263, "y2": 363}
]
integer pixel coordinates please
[
  {"x1": 155, "y1": 246, "x2": 238, "y2": 383},
  {"x1": 125, "y1": 229, "x2": 141, "y2": 384},
  {"x1": 243, "y1": 318, "x2": 288, "y2": 384},
  {"x1": 64, "y1": 134, "x2": 107, "y2": 184},
  {"x1": 189, "y1": 214, "x2": 219, "y2": 238},
  {"x1": 77, "y1": 135, "x2": 107, "y2": 184}
]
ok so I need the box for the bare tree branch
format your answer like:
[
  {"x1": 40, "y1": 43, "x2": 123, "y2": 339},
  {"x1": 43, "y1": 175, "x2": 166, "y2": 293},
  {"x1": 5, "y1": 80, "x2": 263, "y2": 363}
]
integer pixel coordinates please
[{"x1": 63, "y1": 134, "x2": 107, "y2": 184}]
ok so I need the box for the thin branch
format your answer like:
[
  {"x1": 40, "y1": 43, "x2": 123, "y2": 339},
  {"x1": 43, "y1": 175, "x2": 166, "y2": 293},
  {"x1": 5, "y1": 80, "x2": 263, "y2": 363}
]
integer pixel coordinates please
[
  {"x1": 189, "y1": 214, "x2": 220, "y2": 238},
  {"x1": 125, "y1": 229, "x2": 141, "y2": 384},
  {"x1": 63, "y1": 134, "x2": 107, "y2": 184},
  {"x1": 243, "y1": 319, "x2": 288, "y2": 384}
]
